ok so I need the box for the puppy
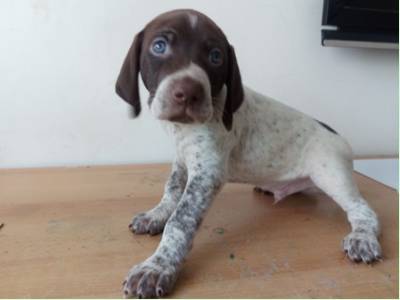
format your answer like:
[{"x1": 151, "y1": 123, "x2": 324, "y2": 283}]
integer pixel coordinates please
[{"x1": 116, "y1": 9, "x2": 382, "y2": 298}]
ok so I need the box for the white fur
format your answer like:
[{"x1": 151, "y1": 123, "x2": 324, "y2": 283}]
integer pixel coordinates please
[
  {"x1": 164, "y1": 84, "x2": 380, "y2": 243},
  {"x1": 124, "y1": 65, "x2": 382, "y2": 299},
  {"x1": 188, "y1": 13, "x2": 198, "y2": 29}
]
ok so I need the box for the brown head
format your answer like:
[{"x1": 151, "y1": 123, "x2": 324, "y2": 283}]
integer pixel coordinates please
[{"x1": 115, "y1": 9, "x2": 244, "y2": 130}]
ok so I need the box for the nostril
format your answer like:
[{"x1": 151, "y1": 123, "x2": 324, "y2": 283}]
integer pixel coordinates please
[
  {"x1": 175, "y1": 91, "x2": 184, "y2": 98},
  {"x1": 173, "y1": 90, "x2": 186, "y2": 103}
]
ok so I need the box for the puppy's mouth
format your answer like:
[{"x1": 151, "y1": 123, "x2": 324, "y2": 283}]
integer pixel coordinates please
[{"x1": 157, "y1": 102, "x2": 211, "y2": 124}]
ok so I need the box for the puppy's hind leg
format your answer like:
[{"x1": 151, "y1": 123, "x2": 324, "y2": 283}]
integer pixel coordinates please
[
  {"x1": 309, "y1": 154, "x2": 382, "y2": 263},
  {"x1": 129, "y1": 162, "x2": 187, "y2": 235}
]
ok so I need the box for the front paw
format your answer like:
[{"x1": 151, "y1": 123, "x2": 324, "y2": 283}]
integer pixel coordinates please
[
  {"x1": 123, "y1": 258, "x2": 178, "y2": 298},
  {"x1": 343, "y1": 231, "x2": 382, "y2": 263},
  {"x1": 129, "y1": 211, "x2": 166, "y2": 235}
]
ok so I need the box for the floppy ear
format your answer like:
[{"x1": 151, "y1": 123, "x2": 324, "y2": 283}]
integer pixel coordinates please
[
  {"x1": 222, "y1": 45, "x2": 244, "y2": 131},
  {"x1": 115, "y1": 31, "x2": 144, "y2": 117}
]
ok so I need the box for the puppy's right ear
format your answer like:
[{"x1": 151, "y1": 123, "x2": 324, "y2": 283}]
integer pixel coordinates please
[{"x1": 115, "y1": 31, "x2": 144, "y2": 117}]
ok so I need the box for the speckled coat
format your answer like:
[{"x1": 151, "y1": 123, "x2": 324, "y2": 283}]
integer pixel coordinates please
[
  {"x1": 122, "y1": 85, "x2": 381, "y2": 298},
  {"x1": 116, "y1": 9, "x2": 382, "y2": 299}
]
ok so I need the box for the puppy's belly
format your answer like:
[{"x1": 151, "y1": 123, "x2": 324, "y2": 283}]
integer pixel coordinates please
[
  {"x1": 227, "y1": 145, "x2": 307, "y2": 184},
  {"x1": 254, "y1": 177, "x2": 315, "y2": 202}
]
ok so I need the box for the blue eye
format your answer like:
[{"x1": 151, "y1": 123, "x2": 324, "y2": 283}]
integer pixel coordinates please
[
  {"x1": 152, "y1": 39, "x2": 167, "y2": 54},
  {"x1": 209, "y1": 48, "x2": 223, "y2": 65}
]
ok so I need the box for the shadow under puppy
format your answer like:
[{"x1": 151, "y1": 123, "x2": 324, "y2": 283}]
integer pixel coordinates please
[{"x1": 116, "y1": 9, "x2": 382, "y2": 298}]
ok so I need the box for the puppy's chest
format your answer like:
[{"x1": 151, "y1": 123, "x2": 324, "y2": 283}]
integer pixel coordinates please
[{"x1": 165, "y1": 123, "x2": 231, "y2": 166}]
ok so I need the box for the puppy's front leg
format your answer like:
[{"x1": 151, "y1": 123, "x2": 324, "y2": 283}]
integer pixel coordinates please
[
  {"x1": 129, "y1": 161, "x2": 187, "y2": 235},
  {"x1": 123, "y1": 165, "x2": 224, "y2": 298}
]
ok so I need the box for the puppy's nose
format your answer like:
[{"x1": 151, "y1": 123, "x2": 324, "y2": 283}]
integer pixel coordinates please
[
  {"x1": 171, "y1": 77, "x2": 204, "y2": 105},
  {"x1": 173, "y1": 89, "x2": 187, "y2": 104}
]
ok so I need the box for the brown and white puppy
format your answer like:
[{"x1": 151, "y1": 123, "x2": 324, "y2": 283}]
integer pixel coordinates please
[
  {"x1": 116, "y1": 9, "x2": 382, "y2": 298},
  {"x1": 116, "y1": 9, "x2": 243, "y2": 130}
]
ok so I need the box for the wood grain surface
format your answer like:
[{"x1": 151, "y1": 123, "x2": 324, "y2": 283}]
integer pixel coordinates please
[{"x1": 0, "y1": 164, "x2": 398, "y2": 298}]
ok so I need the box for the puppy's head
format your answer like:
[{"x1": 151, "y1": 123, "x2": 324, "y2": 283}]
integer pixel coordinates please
[{"x1": 116, "y1": 9, "x2": 244, "y2": 130}]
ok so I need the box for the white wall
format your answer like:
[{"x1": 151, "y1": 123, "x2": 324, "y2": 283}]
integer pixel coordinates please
[{"x1": 0, "y1": 0, "x2": 398, "y2": 168}]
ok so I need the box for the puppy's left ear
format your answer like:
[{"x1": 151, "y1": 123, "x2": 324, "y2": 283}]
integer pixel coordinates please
[
  {"x1": 115, "y1": 31, "x2": 144, "y2": 117},
  {"x1": 223, "y1": 45, "x2": 244, "y2": 131}
]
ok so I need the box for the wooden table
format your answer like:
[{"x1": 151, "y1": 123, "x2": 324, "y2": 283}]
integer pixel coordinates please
[{"x1": 0, "y1": 164, "x2": 398, "y2": 298}]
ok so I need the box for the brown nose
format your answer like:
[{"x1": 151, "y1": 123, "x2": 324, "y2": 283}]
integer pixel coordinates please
[{"x1": 171, "y1": 77, "x2": 205, "y2": 105}]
